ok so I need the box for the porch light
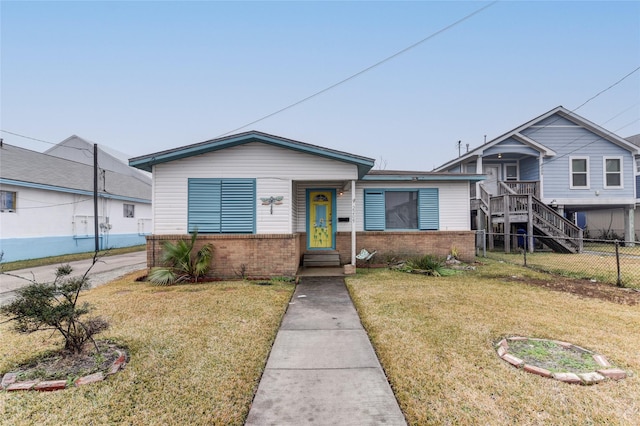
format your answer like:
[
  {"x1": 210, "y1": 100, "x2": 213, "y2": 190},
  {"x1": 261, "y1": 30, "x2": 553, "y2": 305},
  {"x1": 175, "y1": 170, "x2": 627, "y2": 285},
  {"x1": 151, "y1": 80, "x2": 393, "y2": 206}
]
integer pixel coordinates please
[{"x1": 498, "y1": 153, "x2": 502, "y2": 159}]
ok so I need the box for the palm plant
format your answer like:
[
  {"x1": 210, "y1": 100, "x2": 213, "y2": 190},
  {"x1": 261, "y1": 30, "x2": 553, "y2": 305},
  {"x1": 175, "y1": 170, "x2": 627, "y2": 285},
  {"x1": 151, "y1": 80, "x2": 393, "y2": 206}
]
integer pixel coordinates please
[
  {"x1": 148, "y1": 231, "x2": 213, "y2": 285},
  {"x1": 406, "y1": 254, "x2": 445, "y2": 277}
]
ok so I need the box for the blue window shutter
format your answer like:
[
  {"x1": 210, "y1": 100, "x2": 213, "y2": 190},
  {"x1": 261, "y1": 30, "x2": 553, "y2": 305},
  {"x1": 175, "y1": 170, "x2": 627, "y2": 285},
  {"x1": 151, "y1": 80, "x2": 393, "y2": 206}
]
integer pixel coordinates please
[
  {"x1": 188, "y1": 179, "x2": 221, "y2": 233},
  {"x1": 419, "y1": 188, "x2": 439, "y2": 230},
  {"x1": 364, "y1": 190, "x2": 385, "y2": 231},
  {"x1": 221, "y1": 179, "x2": 255, "y2": 233}
]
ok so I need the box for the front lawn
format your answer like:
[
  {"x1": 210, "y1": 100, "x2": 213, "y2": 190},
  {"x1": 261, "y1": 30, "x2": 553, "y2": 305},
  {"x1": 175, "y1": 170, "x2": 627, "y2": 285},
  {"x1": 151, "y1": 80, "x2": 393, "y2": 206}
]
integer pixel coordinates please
[
  {"x1": 0, "y1": 272, "x2": 294, "y2": 425},
  {"x1": 347, "y1": 262, "x2": 640, "y2": 425}
]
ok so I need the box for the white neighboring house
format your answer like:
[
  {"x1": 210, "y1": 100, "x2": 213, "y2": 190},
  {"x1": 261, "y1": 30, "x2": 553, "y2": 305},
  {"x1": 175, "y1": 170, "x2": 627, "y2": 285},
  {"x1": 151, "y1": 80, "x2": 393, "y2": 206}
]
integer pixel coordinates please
[{"x1": 0, "y1": 139, "x2": 152, "y2": 262}]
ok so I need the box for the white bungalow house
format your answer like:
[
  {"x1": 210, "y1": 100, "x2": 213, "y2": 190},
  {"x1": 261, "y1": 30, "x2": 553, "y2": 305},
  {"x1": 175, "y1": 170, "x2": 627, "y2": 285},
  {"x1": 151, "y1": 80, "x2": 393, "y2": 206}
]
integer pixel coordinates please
[
  {"x1": 129, "y1": 131, "x2": 483, "y2": 277},
  {"x1": 0, "y1": 139, "x2": 152, "y2": 262},
  {"x1": 434, "y1": 106, "x2": 639, "y2": 252}
]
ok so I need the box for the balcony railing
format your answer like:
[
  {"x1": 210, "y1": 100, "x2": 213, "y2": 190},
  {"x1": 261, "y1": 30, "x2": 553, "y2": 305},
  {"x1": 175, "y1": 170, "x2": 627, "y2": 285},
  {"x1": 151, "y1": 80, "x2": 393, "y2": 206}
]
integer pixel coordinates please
[{"x1": 498, "y1": 180, "x2": 539, "y2": 198}]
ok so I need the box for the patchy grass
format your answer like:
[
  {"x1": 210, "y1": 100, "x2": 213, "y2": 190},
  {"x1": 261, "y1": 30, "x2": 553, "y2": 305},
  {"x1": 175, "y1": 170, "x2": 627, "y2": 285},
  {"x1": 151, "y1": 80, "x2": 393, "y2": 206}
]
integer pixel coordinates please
[
  {"x1": 488, "y1": 251, "x2": 640, "y2": 288},
  {"x1": 506, "y1": 339, "x2": 601, "y2": 374},
  {"x1": 0, "y1": 246, "x2": 146, "y2": 272},
  {"x1": 1, "y1": 271, "x2": 294, "y2": 425},
  {"x1": 346, "y1": 261, "x2": 640, "y2": 425}
]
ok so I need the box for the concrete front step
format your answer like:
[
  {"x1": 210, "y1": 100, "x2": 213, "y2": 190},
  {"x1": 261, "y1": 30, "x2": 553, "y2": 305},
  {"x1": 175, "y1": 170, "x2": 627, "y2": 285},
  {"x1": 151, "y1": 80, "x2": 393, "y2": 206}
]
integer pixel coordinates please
[{"x1": 303, "y1": 251, "x2": 341, "y2": 267}]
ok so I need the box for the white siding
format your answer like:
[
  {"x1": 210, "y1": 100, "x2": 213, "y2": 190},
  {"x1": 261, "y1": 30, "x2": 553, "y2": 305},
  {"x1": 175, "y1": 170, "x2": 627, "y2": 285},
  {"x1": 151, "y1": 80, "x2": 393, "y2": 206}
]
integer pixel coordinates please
[
  {"x1": 293, "y1": 180, "x2": 471, "y2": 232},
  {"x1": 355, "y1": 181, "x2": 470, "y2": 231},
  {"x1": 256, "y1": 178, "x2": 292, "y2": 234},
  {"x1": 0, "y1": 184, "x2": 151, "y2": 239},
  {"x1": 152, "y1": 142, "x2": 359, "y2": 234}
]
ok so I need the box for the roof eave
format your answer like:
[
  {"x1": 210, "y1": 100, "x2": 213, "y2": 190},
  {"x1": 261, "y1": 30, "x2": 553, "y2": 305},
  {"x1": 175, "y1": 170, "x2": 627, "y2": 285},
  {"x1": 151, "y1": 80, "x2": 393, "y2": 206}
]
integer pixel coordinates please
[
  {"x1": 362, "y1": 174, "x2": 486, "y2": 182},
  {"x1": 129, "y1": 131, "x2": 375, "y2": 176}
]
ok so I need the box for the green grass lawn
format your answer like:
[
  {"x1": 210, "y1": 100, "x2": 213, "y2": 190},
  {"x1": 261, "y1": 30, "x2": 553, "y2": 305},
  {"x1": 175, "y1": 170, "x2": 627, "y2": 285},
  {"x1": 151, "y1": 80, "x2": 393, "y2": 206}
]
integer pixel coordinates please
[
  {"x1": 346, "y1": 262, "x2": 640, "y2": 425},
  {"x1": 0, "y1": 271, "x2": 294, "y2": 425}
]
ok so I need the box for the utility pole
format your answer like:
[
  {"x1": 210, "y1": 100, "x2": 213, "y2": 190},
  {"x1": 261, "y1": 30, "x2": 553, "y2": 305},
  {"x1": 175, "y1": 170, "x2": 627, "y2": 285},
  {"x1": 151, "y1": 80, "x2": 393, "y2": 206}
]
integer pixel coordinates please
[{"x1": 94, "y1": 144, "x2": 99, "y2": 252}]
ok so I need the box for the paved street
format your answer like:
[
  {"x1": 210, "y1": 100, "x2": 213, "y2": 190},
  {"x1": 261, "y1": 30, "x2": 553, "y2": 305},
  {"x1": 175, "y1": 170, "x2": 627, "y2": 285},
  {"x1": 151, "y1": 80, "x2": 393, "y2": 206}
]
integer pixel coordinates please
[{"x1": 0, "y1": 251, "x2": 147, "y2": 305}]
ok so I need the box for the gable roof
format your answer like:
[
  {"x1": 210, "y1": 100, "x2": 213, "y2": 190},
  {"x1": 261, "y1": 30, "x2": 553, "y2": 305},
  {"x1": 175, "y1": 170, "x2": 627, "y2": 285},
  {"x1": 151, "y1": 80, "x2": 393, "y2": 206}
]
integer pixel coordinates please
[
  {"x1": 435, "y1": 106, "x2": 639, "y2": 171},
  {"x1": 0, "y1": 143, "x2": 151, "y2": 203},
  {"x1": 45, "y1": 135, "x2": 152, "y2": 185},
  {"x1": 626, "y1": 134, "x2": 640, "y2": 148},
  {"x1": 129, "y1": 130, "x2": 376, "y2": 178}
]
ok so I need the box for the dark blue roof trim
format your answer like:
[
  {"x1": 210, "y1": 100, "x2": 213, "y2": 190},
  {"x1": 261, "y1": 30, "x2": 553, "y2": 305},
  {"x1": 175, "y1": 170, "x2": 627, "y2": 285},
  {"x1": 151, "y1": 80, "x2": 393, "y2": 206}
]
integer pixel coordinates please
[{"x1": 130, "y1": 131, "x2": 375, "y2": 178}]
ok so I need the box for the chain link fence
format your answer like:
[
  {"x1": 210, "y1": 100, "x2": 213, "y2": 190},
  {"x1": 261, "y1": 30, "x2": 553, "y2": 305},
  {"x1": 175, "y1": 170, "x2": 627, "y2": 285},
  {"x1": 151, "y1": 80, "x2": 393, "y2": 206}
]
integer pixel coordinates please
[{"x1": 476, "y1": 230, "x2": 640, "y2": 289}]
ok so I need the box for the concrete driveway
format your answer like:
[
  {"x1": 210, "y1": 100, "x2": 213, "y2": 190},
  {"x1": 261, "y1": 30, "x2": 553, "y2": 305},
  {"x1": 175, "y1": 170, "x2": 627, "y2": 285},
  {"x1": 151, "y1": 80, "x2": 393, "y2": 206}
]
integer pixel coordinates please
[{"x1": 0, "y1": 251, "x2": 147, "y2": 305}]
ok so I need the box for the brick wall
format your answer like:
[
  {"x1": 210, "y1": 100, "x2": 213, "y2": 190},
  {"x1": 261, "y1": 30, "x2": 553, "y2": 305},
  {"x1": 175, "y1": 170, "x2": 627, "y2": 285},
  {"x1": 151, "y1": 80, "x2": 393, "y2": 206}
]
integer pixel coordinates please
[
  {"x1": 336, "y1": 231, "x2": 476, "y2": 264},
  {"x1": 145, "y1": 230, "x2": 474, "y2": 278},
  {"x1": 146, "y1": 234, "x2": 301, "y2": 279}
]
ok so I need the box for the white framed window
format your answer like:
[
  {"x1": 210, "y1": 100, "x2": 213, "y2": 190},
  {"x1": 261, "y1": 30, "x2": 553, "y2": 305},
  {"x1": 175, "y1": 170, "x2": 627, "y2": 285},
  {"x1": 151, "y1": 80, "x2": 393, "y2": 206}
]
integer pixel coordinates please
[
  {"x1": 123, "y1": 203, "x2": 135, "y2": 218},
  {"x1": 603, "y1": 157, "x2": 623, "y2": 189},
  {"x1": 570, "y1": 156, "x2": 589, "y2": 189},
  {"x1": 504, "y1": 164, "x2": 518, "y2": 181},
  {"x1": 0, "y1": 190, "x2": 16, "y2": 212}
]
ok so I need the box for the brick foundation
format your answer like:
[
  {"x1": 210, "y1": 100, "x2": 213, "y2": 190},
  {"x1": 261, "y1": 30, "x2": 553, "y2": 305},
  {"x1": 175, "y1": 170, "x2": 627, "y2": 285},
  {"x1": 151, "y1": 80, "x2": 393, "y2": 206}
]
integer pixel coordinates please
[
  {"x1": 146, "y1": 234, "x2": 301, "y2": 279},
  {"x1": 336, "y1": 231, "x2": 476, "y2": 264},
  {"x1": 146, "y1": 231, "x2": 474, "y2": 278}
]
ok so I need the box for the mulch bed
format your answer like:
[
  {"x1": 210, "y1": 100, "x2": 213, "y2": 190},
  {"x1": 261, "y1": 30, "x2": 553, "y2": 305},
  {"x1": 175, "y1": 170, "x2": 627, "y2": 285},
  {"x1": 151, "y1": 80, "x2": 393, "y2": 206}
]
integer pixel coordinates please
[{"x1": 505, "y1": 275, "x2": 640, "y2": 305}]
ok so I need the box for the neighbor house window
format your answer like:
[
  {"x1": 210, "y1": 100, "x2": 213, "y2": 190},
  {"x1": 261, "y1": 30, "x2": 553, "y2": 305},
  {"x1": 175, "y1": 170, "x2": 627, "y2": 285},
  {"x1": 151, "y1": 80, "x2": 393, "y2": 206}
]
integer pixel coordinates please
[
  {"x1": 505, "y1": 164, "x2": 518, "y2": 181},
  {"x1": 364, "y1": 188, "x2": 439, "y2": 231},
  {"x1": 570, "y1": 157, "x2": 589, "y2": 189},
  {"x1": 604, "y1": 157, "x2": 623, "y2": 188},
  {"x1": 0, "y1": 191, "x2": 16, "y2": 212},
  {"x1": 188, "y1": 178, "x2": 256, "y2": 233},
  {"x1": 123, "y1": 203, "x2": 135, "y2": 218}
]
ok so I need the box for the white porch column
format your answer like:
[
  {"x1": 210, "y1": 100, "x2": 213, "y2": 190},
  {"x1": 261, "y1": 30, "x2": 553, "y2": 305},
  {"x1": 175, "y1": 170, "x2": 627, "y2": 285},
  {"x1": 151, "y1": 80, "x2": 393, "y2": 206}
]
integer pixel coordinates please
[
  {"x1": 351, "y1": 180, "x2": 357, "y2": 266},
  {"x1": 476, "y1": 155, "x2": 483, "y2": 174},
  {"x1": 624, "y1": 205, "x2": 635, "y2": 246}
]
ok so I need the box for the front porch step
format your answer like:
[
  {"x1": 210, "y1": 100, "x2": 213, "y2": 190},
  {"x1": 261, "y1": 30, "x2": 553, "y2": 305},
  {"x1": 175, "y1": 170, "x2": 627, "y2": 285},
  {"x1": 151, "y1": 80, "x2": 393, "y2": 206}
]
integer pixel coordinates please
[{"x1": 303, "y1": 251, "x2": 341, "y2": 267}]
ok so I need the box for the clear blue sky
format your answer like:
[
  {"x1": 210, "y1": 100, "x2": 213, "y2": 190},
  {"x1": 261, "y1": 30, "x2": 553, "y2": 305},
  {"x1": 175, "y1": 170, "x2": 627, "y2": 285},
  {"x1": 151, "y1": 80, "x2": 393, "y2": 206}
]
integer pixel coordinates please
[{"x1": 1, "y1": 1, "x2": 639, "y2": 170}]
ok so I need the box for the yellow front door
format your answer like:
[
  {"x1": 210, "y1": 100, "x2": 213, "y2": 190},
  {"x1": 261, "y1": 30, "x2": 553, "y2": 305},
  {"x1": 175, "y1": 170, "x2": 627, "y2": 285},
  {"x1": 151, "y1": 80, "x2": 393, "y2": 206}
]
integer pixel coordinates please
[{"x1": 308, "y1": 190, "x2": 334, "y2": 249}]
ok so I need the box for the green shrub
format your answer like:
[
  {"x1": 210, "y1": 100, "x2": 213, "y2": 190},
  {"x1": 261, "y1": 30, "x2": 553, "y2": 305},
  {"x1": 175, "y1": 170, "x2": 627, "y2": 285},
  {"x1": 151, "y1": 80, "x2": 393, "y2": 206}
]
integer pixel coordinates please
[
  {"x1": 148, "y1": 231, "x2": 213, "y2": 285},
  {"x1": 406, "y1": 254, "x2": 445, "y2": 277}
]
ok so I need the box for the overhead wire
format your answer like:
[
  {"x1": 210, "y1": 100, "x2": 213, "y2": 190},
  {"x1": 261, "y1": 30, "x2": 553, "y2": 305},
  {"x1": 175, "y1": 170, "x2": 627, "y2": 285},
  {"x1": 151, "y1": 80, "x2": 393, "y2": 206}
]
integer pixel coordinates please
[{"x1": 216, "y1": 1, "x2": 499, "y2": 137}]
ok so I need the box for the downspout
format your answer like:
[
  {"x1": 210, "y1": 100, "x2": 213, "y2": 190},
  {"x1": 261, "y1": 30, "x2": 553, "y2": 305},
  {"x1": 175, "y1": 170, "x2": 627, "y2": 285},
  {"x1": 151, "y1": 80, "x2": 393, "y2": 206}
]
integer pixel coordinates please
[{"x1": 351, "y1": 180, "x2": 356, "y2": 266}]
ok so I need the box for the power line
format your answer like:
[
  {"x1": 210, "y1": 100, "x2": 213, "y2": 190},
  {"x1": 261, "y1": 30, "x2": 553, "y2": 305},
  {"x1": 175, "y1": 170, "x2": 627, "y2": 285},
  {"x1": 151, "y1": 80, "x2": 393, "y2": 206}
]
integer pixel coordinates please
[
  {"x1": 0, "y1": 129, "x2": 91, "y2": 152},
  {"x1": 572, "y1": 66, "x2": 640, "y2": 112},
  {"x1": 0, "y1": 129, "x2": 57, "y2": 146},
  {"x1": 217, "y1": 1, "x2": 499, "y2": 137}
]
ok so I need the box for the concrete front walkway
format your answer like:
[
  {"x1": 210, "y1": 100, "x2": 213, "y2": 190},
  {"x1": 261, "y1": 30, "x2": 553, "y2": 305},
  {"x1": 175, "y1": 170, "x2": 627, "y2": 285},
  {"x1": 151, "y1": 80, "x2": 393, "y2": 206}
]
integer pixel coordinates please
[{"x1": 245, "y1": 276, "x2": 406, "y2": 426}]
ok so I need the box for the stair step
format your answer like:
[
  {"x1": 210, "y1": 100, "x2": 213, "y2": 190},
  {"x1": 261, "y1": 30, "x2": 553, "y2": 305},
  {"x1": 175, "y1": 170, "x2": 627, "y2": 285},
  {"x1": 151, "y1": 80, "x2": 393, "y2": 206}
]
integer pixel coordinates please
[{"x1": 303, "y1": 251, "x2": 341, "y2": 267}]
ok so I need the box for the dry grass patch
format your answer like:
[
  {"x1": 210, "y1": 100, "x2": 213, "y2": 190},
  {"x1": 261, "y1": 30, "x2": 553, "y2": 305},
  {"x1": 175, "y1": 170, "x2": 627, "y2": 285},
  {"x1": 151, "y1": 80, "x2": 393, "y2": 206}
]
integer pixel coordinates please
[
  {"x1": 489, "y1": 251, "x2": 640, "y2": 288},
  {"x1": 347, "y1": 263, "x2": 640, "y2": 425},
  {"x1": 1, "y1": 271, "x2": 294, "y2": 425}
]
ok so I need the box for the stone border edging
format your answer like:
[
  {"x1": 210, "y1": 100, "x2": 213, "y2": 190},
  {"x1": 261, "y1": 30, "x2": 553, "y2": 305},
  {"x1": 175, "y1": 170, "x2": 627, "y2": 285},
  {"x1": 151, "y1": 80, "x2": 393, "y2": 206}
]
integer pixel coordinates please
[
  {"x1": 497, "y1": 336, "x2": 627, "y2": 385},
  {"x1": 1, "y1": 350, "x2": 127, "y2": 392}
]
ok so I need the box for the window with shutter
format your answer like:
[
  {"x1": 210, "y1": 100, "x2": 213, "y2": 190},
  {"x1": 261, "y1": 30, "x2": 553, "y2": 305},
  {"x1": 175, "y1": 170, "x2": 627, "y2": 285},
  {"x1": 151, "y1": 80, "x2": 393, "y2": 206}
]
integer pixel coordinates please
[
  {"x1": 188, "y1": 179, "x2": 255, "y2": 233},
  {"x1": 364, "y1": 188, "x2": 439, "y2": 231}
]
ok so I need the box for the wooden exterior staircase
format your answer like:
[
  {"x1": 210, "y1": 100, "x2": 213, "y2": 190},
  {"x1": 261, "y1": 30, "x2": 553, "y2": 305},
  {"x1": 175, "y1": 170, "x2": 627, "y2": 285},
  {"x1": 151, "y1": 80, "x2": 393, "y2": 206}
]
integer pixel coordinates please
[{"x1": 477, "y1": 182, "x2": 583, "y2": 254}]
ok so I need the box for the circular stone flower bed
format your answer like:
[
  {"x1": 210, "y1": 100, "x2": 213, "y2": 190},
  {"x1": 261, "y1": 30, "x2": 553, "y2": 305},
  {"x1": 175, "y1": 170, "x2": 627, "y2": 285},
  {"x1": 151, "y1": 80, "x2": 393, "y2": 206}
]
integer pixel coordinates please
[
  {"x1": 1, "y1": 340, "x2": 127, "y2": 392},
  {"x1": 496, "y1": 337, "x2": 627, "y2": 385}
]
